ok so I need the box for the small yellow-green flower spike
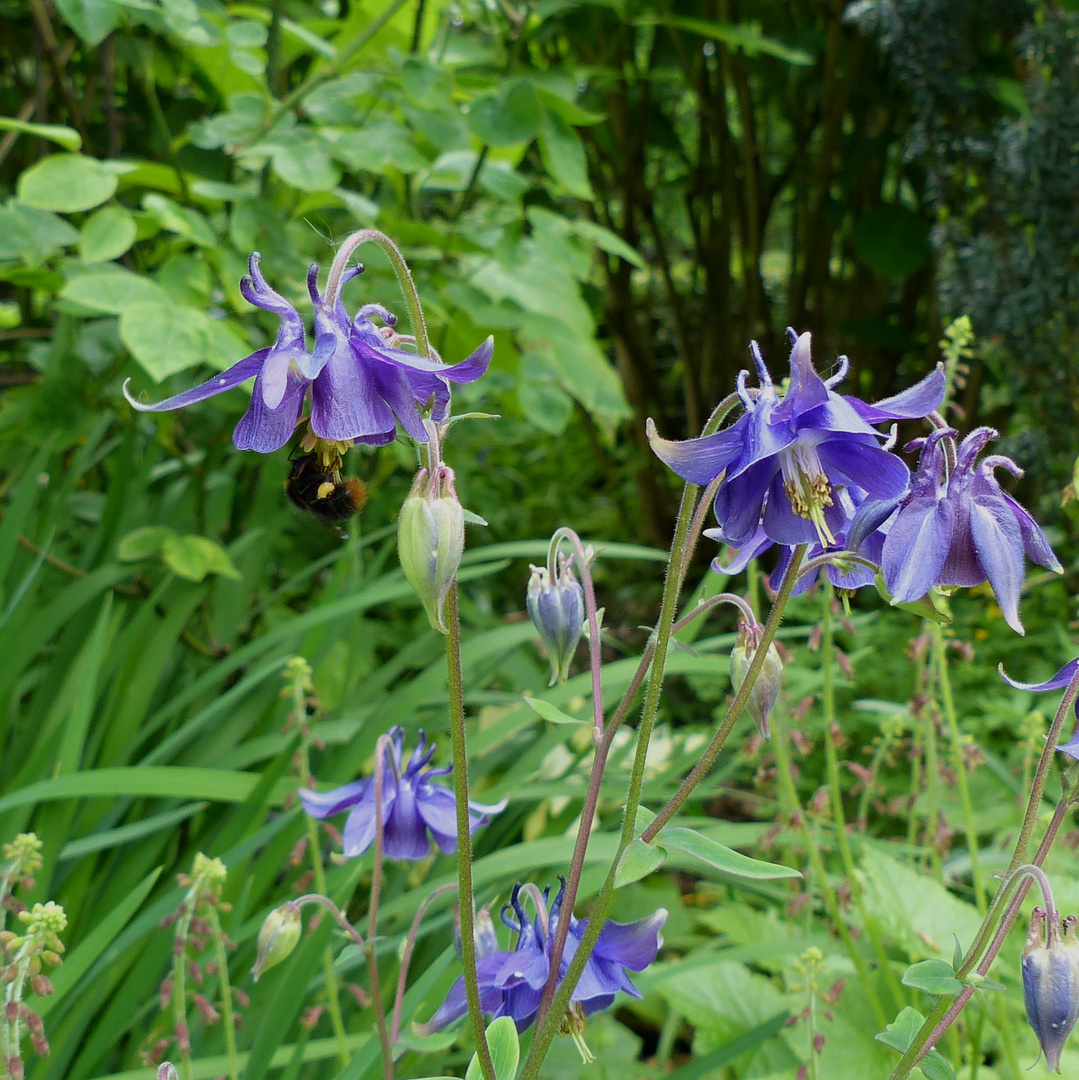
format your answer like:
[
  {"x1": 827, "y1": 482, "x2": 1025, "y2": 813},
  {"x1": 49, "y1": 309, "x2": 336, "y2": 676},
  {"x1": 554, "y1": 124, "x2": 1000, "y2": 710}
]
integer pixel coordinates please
[
  {"x1": 19, "y1": 901, "x2": 67, "y2": 939},
  {"x1": 3, "y1": 833, "x2": 43, "y2": 875},
  {"x1": 190, "y1": 853, "x2": 227, "y2": 898}
]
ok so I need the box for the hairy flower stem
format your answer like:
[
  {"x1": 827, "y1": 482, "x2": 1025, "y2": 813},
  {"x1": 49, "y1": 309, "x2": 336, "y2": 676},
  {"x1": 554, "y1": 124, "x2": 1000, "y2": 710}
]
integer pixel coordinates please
[
  {"x1": 324, "y1": 230, "x2": 430, "y2": 361},
  {"x1": 933, "y1": 623, "x2": 986, "y2": 911},
  {"x1": 641, "y1": 544, "x2": 809, "y2": 841},
  {"x1": 818, "y1": 585, "x2": 903, "y2": 1010},
  {"x1": 390, "y1": 884, "x2": 458, "y2": 1044},
  {"x1": 205, "y1": 906, "x2": 239, "y2": 1080},
  {"x1": 888, "y1": 663, "x2": 1079, "y2": 1079},
  {"x1": 521, "y1": 481, "x2": 701, "y2": 1074},
  {"x1": 367, "y1": 737, "x2": 394, "y2": 1080},
  {"x1": 445, "y1": 584, "x2": 496, "y2": 1080}
]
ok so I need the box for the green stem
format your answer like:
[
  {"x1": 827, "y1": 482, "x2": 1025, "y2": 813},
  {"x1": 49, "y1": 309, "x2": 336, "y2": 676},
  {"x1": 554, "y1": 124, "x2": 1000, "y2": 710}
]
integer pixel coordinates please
[
  {"x1": 933, "y1": 623, "x2": 986, "y2": 911},
  {"x1": 445, "y1": 585, "x2": 496, "y2": 1080},
  {"x1": 367, "y1": 737, "x2": 394, "y2": 1080},
  {"x1": 324, "y1": 230, "x2": 430, "y2": 361},
  {"x1": 771, "y1": 687, "x2": 888, "y2": 1028},
  {"x1": 300, "y1": 766, "x2": 349, "y2": 1063},
  {"x1": 206, "y1": 906, "x2": 239, "y2": 1080},
  {"x1": 923, "y1": 667, "x2": 944, "y2": 883},
  {"x1": 171, "y1": 906, "x2": 194, "y2": 1080},
  {"x1": 518, "y1": 481, "x2": 700, "y2": 1080},
  {"x1": 641, "y1": 544, "x2": 808, "y2": 841},
  {"x1": 819, "y1": 585, "x2": 904, "y2": 1009},
  {"x1": 887, "y1": 662, "x2": 1079, "y2": 1079}
]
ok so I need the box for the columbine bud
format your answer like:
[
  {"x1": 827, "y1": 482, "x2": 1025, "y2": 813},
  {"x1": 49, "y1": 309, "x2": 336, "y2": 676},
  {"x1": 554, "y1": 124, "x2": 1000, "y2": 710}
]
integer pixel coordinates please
[
  {"x1": 730, "y1": 621, "x2": 783, "y2": 740},
  {"x1": 398, "y1": 466, "x2": 465, "y2": 634},
  {"x1": 527, "y1": 552, "x2": 584, "y2": 685},
  {"x1": 251, "y1": 903, "x2": 302, "y2": 982},
  {"x1": 1022, "y1": 907, "x2": 1079, "y2": 1072}
]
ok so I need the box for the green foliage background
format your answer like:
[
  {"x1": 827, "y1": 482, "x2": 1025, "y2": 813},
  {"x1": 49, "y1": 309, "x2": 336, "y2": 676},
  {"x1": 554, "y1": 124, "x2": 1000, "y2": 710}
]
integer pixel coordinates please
[{"x1": 1, "y1": 0, "x2": 1079, "y2": 1078}]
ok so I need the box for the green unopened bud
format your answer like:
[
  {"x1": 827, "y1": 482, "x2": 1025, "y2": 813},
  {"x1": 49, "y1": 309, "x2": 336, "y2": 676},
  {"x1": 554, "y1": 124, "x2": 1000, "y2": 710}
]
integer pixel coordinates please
[
  {"x1": 398, "y1": 467, "x2": 465, "y2": 634},
  {"x1": 251, "y1": 903, "x2": 302, "y2": 982},
  {"x1": 1022, "y1": 906, "x2": 1079, "y2": 1072},
  {"x1": 730, "y1": 622, "x2": 783, "y2": 740}
]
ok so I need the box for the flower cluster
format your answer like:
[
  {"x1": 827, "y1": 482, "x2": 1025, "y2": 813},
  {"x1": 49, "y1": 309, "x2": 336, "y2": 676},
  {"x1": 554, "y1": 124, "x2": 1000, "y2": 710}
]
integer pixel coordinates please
[
  {"x1": 124, "y1": 253, "x2": 492, "y2": 453},
  {"x1": 651, "y1": 331, "x2": 1060, "y2": 633},
  {"x1": 300, "y1": 727, "x2": 505, "y2": 861},
  {"x1": 648, "y1": 330, "x2": 943, "y2": 550},
  {"x1": 420, "y1": 880, "x2": 666, "y2": 1040}
]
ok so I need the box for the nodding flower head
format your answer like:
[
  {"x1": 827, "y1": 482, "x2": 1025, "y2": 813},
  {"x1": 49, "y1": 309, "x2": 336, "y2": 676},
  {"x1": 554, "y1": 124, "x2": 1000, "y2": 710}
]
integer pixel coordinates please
[
  {"x1": 124, "y1": 252, "x2": 492, "y2": 453},
  {"x1": 648, "y1": 330, "x2": 944, "y2": 549},
  {"x1": 855, "y1": 426, "x2": 1062, "y2": 634},
  {"x1": 729, "y1": 620, "x2": 783, "y2": 740},
  {"x1": 299, "y1": 727, "x2": 505, "y2": 861},
  {"x1": 420, "y1": 878, "x2": 666, "y2": 1052},
  {"x1": 1023, "y1": 906, "x2": 1079, "y2": 1072},
  {"x1": 526, "y1": 553, "x2": 585, "y2": 685}
]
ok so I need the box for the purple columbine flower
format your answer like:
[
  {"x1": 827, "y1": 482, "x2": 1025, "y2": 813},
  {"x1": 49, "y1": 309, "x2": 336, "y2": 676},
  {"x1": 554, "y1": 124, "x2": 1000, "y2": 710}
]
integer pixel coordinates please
[
  {"x1": 124, "y1": 253, "x2": 492, "y2": 453},
  {"x1": 999, "y1": 656, "x2": 1079, "y2": 758},
  {"x1": 858, "y1": 426, "x2": 1061, "y2": 634},
  {"x1": 420, "y1": 879, "x2": 666, "y2": 1038},
  {"x1": 299, "y1": 727, "x2": 505, "y2": 861},
  {"x1": 648, "y1": 330, "x2": 944, "y2": 549}
]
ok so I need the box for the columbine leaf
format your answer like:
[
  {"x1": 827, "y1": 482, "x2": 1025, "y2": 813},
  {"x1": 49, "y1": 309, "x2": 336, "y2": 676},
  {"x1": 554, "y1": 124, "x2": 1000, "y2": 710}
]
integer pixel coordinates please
[
  {"x1": 661, "y1": 826, "x2": 801, "y2": 880},
  {"x1": 901, "y1": 959, "x2": 963, "y2": 997},
  {"x1": 522, "y1": 696, "x2": 589, "y2": 725},
  {"x1": 614, "y1": 838, "x2": 667, "y2": 887},
  {"x1": 466, "y1": 1016, "x2": 519, "y2": 1080}
]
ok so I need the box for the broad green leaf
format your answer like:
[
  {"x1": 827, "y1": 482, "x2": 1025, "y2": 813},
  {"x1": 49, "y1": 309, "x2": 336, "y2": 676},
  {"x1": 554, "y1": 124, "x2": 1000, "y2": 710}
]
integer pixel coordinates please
[
  {"x1": 518, "y1": 376, "x2": 573, "y2": 434},
  {"x1": 852, "y1": 205, "x2": 931, "y2": 281},
  {"x1": 660, "y1": 826, "x2": 801, "y2": 880},
  {"x1": 875, "y1": 1006, "x2": 925, "y2": 1053},
  {"x1": 568, "y1": 218, "x2": 646, "y2": 269},
  {"x1": 615, "y1": 838, "x2": 667, "y2": 887},
  {"x1": 469, "y1": 80, "x2": 542, "y2": 146},
  {"x1": 902, "y1": 959, "x2": 963, "y2": 997},
  {"x1": 117, "y1": 525, "x2": 174, "y2": 561},
  {"x1": 401, "y1": 56, "x2": 453, "y2": 107},
  {"x1": 120, "y1": 301, "x2": 212, "y2": 381},
  {"x1": 79, "y1": 205, "x2": 138, "y2": 263},
  {"x1": 0, "y1": 203, "x2": 78, "y2": 265},
  {"x1": 537, "y1": 107, "x2": 592, "y2": 198},
  {"x1": 17, "y1": 153, "x2": 118, "y2": 213},
  {"x1": 60, "y1": 267, "x2": 169, "y2": 313},
  {"x1": 54, "y1": 0, "x2": 120, "y2": 43},
  {"x1": 920, "y1": 1050, "x2": 958, "y2": 1080},
  {"x1": 142, "y1": 193, "x2": 217, "y2": 247},
  {"x1": 0, "y1": 115, "x2": 80, "y2": 151},
  {"x1": 522, "y1": 696, "x2": 589, "y2": 725},
  {"x1": 638, "y1": 16, "x2": 813, "y2": 65},
  {"x1": 663, "y1": 1012, "x2": 790, "y2": 1079},
  {"x1": 534, "y1": 85, "x2": 605, "y2": 125},
  {"x1": 466, "y1": 1017, "x2": 519, "y2": 1080},
  {"x1": 162, "y1": 534, "x2": 243, "y2": 582}
]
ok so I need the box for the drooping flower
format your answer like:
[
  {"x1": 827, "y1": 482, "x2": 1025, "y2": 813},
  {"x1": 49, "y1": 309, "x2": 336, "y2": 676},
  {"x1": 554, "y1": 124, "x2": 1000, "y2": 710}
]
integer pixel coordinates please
[
  {"x1": 526, "y1": 553, "x2": 585, "y2": 685},
  {"x1": 999, "y1": 655, "x2": 1079, "y2": 758},
  {"x1": 859, "y1": 426, "x2": 1061, "y2": 633},
  {"x1": 124, "y1": 253, "x2": 492, "y2": 453},
  {"x1": 420, "y1": 880, "x2": 666, "y2": 1038},
  {"x1": 1022, "y1": 905, "x2": 1079, "y2": 1072},
  {"x1": 648, "y1": 330, "x2": 944, "y2": 549},
  {"x1": 299, "y1": 727, "x2": 505, "y2": 861}
]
